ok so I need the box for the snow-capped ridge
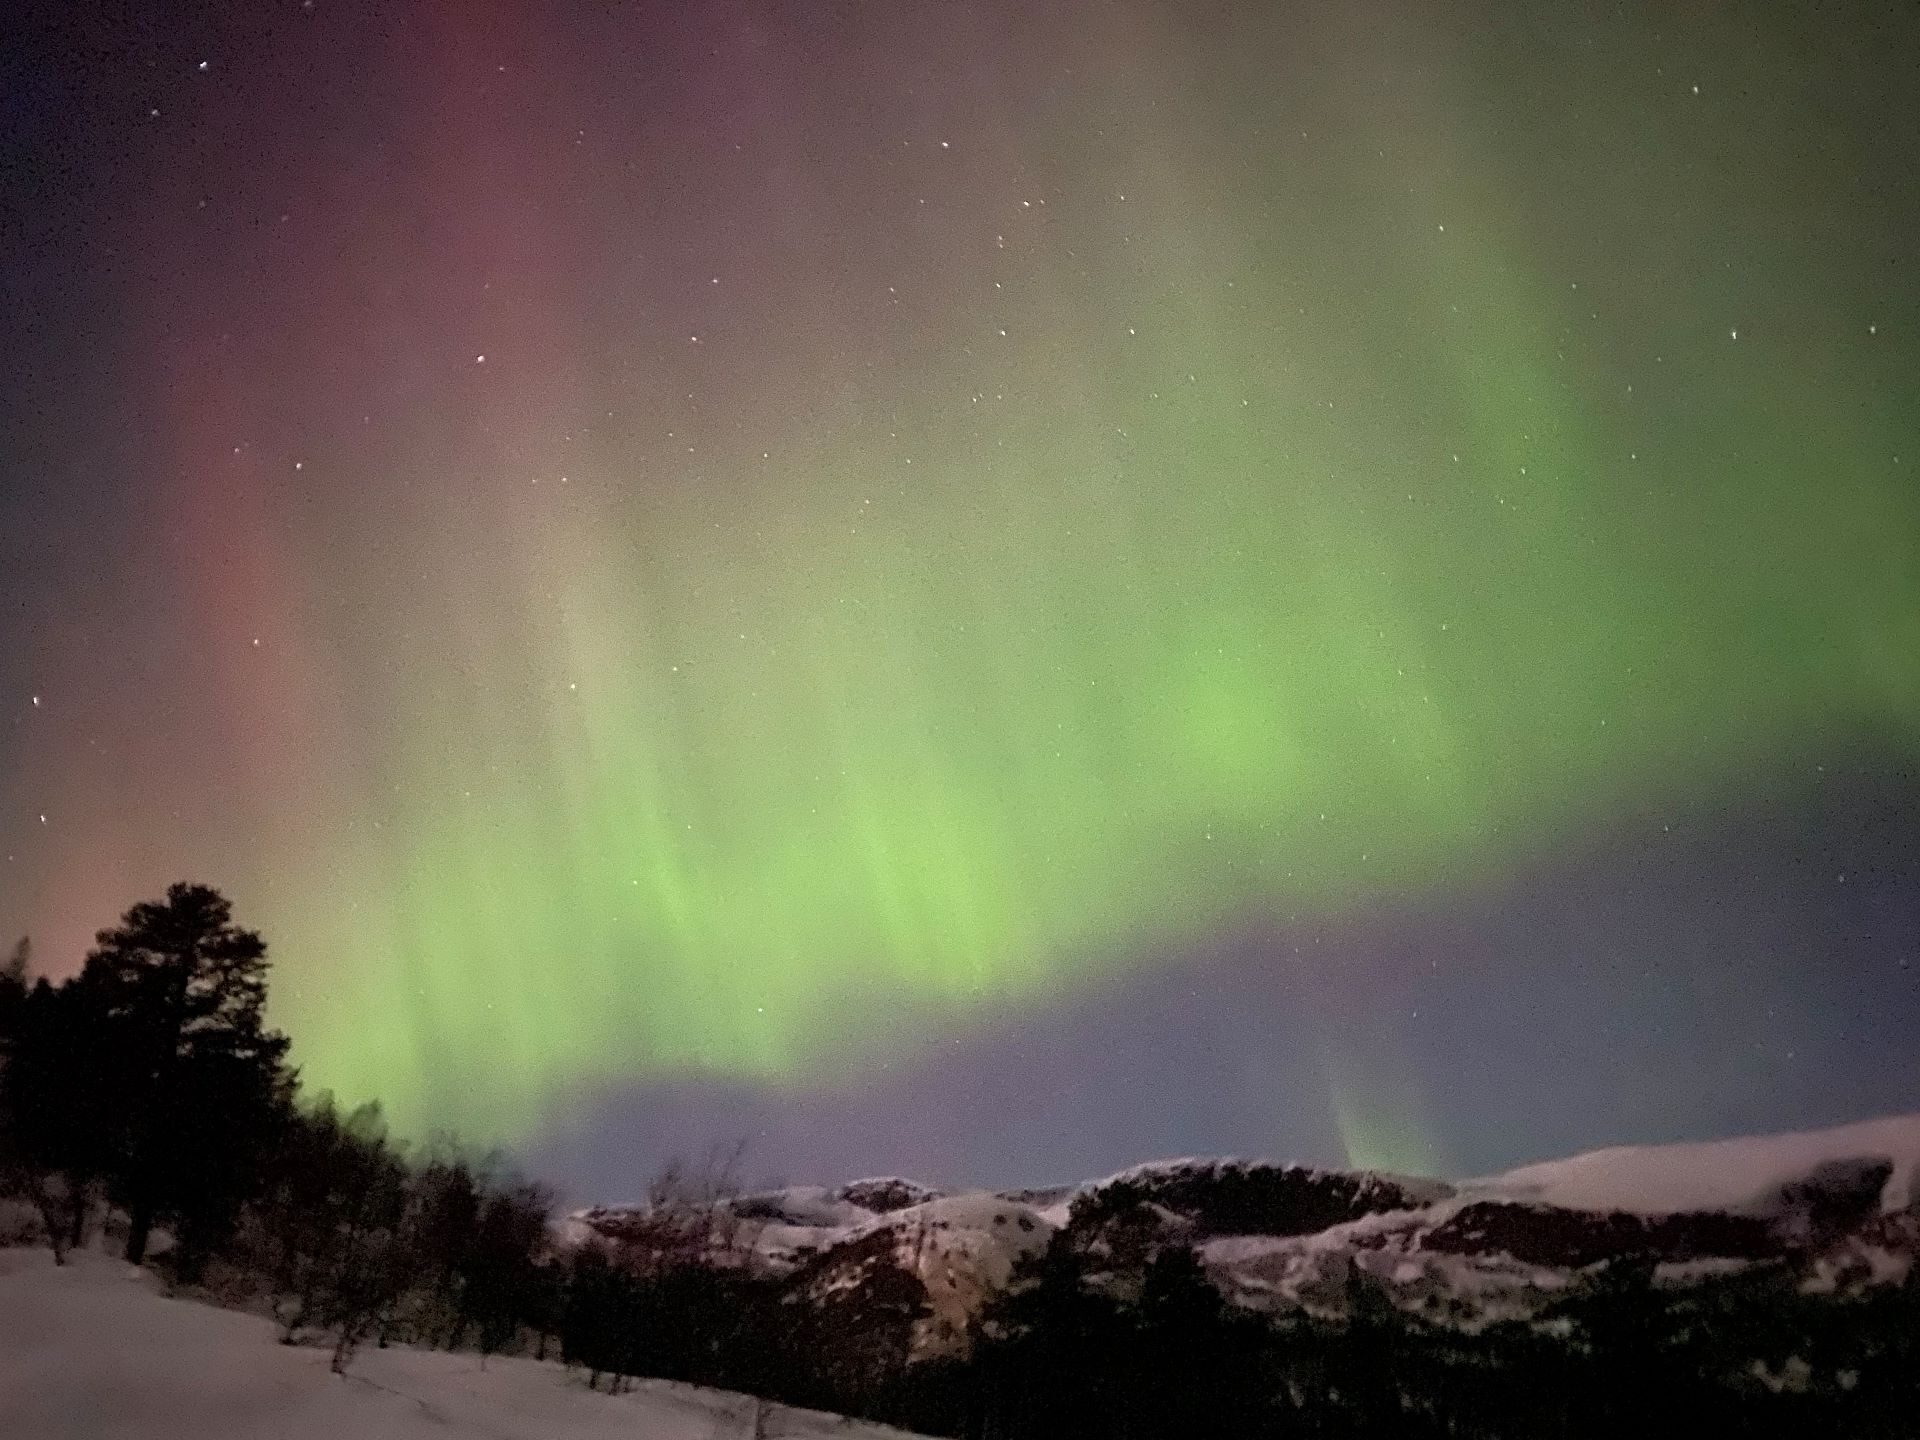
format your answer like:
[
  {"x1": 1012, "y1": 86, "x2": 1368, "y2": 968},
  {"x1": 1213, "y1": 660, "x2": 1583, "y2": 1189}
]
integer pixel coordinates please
[
  {"x1": 562, "y1": 1111, "x2": 1920, "y2": 1337},
  {"x1": 1467, "y1": 1112, "x2": 1920, "y2": 1219},
  {"x1": 1092, "y1": 1154, "x2": 1456, "y2": 1203}
]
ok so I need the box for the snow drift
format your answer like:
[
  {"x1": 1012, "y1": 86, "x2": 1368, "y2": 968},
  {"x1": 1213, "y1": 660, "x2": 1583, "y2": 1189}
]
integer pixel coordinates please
[{"x1": 0, "y1": 1246, "x2": 929, "y2": 1440}]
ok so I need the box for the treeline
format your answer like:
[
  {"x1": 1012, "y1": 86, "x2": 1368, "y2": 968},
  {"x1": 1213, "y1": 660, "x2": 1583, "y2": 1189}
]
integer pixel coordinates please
[
  {"x1": 600, "y1": 1193, "x2": 1920, "y2": 1440},
  {"x1": 928, "y1": 1229, "x2": 1920, "y2": 1440},
  {"x1": 0, "y1": 884, "x2": 884, "y2": 1398},
  {"x1": 247, "y1": 1099, "x2": 554, "y2": 1371},
  {"x1": 0, "y1": 887, "x2": 291, "y2": 1272},
  {"x1": 0, "y1": 884, "x2": 554, "y2": 1375},
  {"x1": 4, "y1": 885, "x2": 1918, "y2": 1438}
]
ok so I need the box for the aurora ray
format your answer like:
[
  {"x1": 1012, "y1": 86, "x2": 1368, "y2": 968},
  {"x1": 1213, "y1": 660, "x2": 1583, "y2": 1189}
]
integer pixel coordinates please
[{"x1": 3, "y1": 1, "x2": 1915, "y2": 1168}]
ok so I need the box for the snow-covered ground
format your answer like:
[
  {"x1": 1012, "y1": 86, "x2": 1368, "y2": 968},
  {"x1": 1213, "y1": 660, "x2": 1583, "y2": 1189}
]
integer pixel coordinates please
[{"x1": 0, "y1": 1246, "x2": 930, "y2": 1440}]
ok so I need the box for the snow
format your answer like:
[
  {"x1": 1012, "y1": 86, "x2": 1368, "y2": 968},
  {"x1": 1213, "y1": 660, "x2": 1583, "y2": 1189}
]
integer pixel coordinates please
[
  {"x1": 1653, "y1": 1258, "x2": 1754, "y2": 1285},
  {"x1": 1470, "y1": 1113, "x2": 1920, "y2": 1217},
  {"x1": 825, "y1": 1193, "x2": 1054, "y2": 1352},
  {"x1": 745, "y1": 1220, "x2": 837, "y2": 1270},
  {"x1": 733, "y1": 1184, "x2": 872, "y2": 1228},
  {"x1": 561, "y1": 1111, "x2": 1920, "y2": 1341},
  {"x1": 836, "y1": 1177, "x2": 944, "y2": 1211},
  {"x1": 565, "y1": 1183, "x2": 883, "y2": 1273},
  {"x1": 845, "y1": 1191, "x2": 1054, "y2": 1281},
  {"x1": 1034, "y1": 1199, "x2": 1075, "y2": 1228},
  {"x1": 0, "y1": 1246, "x2": 930, "y2": 1440},
  {"x1": 550, "y1": 1214, "x2": 605, "y2": 1250},
  {"x1": 1199, "y1": 1234, "x2": 1300, "y2": 1267},
  {"x1": 1095, "y1": 1155, "x2": 1224, "y2": 1186}
]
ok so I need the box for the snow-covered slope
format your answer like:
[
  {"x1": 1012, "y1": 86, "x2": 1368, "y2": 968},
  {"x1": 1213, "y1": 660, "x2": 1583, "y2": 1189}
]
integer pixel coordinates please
[
  {"x1": 1205, "y1": 1112, "x2": 1920, "y2": 1323},
  {"x1": 0, "y1": 1246, "x2": 931, "y2": 1440},
  {"x1": 1469, "y1": 1112, "x2": 1920, "y2": 1217},
  {"x1": 796, "y1": 1192, "x2": 1054, "y2": 1352}
]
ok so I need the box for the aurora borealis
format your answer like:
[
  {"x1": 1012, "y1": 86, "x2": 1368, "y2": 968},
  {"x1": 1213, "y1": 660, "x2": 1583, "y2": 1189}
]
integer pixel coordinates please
[{"x1": 3, "y1": 2, "x2": 1917, "y2": 1191}]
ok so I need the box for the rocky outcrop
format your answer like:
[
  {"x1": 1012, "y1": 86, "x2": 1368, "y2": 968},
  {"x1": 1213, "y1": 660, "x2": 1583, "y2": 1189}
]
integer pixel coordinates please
[
  {"x1": 784, "y1": 1194, "x2": 1052, "y2": 1356},
  {"x1": 1423, "y1": 1201, "x2": 1777, "y2": 1268},
  {"x1": 837, "y1": 1177, "x2": 943, "y2": 1214},
  {"x1": 566, "y1": 1113, "x2": 1920, "y2": 1345},
  {"x1": 1767, "y1": 1156, "x2": 1895, "y2": 1244},
  {"x1": 1077, "y1": 1160, "x2": 1450, "y2": 1239}
]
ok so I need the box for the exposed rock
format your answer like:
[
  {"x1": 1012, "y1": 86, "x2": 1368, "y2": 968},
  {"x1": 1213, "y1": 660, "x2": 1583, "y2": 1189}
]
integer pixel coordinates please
[
  {"x1": 566, "y1": 1112, "x2": 1920, "y2": 1345},
  {"x1": 787, "y1": 1195, "x2": 1053, "y2": 1357},
  {"x1": 837, "y1": 1177, "x2": 944, "y2": 1213},
  {"x1": 1423, "y1": 1201, "x2": 1777, "y2": 1269},
  {"x1": 1767, "y1": 1157, "x2": 1895, "y2": 1244},
  {"x1": 1078, "y1": 1160, "x2": 1450, "y2": 1239}
]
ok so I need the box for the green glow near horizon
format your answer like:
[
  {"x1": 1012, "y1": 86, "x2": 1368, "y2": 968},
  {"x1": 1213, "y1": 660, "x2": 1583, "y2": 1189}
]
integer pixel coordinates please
[
  {"x1": 99, "y1": 9, "x2": 1916, "y2": 1159},
  {"x1": 273, "y1": 235, "x2": 1916, "y2": 1144}
]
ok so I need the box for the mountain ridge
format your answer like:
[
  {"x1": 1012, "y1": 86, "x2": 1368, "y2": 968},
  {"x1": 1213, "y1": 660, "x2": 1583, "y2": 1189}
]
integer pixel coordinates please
[{"x1": 566, "y1": 1110, "x2": 1920, "y2": 1350}]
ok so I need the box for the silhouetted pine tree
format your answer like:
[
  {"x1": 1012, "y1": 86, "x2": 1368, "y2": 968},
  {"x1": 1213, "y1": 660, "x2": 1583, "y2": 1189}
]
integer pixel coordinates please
[
  {"x1": 0, "y1": 937, "x2": 26, "y2": 1035},
  {"x1": 78, "y1": 883, "x2": 291, "y2": 1268},
  {"x1": 1131, "y1": 1245, "x2": 1276, "y2": 1437},
  {"x1": 973, "y1": 1231, "x2": 1135, "y2": 1439}
]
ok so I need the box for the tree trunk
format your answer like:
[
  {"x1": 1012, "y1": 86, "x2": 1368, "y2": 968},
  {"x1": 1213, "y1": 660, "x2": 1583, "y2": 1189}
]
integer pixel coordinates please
[
  {"x1": 125, "y1": 1198, "x2": 154, "y2": 1265},
  {"x1": 34, "y1": 1182, "x2": 69, "y2": 1265},
  {"x1": 65, "y1": 1180, "x2": 88, "y2": 1251}
]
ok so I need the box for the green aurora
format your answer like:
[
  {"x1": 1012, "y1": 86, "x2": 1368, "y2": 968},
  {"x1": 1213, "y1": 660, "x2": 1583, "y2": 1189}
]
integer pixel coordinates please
[{"x1": 9, "y1": 5, "x2": 1916, "y2": 1167}]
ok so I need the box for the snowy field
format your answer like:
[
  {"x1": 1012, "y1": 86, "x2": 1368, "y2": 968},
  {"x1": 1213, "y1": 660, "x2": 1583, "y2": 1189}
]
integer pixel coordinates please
[{"x1": 0, "y1": 1246, "x2": 929, "y2": 1440}]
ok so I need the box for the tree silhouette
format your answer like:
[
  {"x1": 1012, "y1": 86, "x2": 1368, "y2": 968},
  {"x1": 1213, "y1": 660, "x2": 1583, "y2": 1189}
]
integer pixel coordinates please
[
  {"x1": 464, "y1": 1179, "x2": 554, "y2": 1361},
  {"x1": 2, "y1": 973, "x2": 116, "y2": 1258},
  {"x1": 0, "y1": 936, "x2": 26, "y2": 1006},
  {"x1": 258, "y1": 1096, "x2": 410, "y2": 1355},
  {"x1": 0, "y1": 938, "x2": 27, "y2": 1165},
  {"x1": 79, "y1": 883, "x2": 291, "y2": 1267}
]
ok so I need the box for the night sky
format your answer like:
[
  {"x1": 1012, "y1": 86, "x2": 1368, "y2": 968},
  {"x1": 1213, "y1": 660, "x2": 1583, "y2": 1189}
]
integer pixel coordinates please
[{"x1": 3, "y1": 1, "x2": 1916, "y2": 1201}]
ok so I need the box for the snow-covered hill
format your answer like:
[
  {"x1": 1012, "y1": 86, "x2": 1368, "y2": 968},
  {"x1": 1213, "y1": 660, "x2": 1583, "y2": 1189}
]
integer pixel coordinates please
[
  {"x1": 1470, "y1": 1112, "x2": 1920, "y2": 1217},
  {"x1": 570, "y1": 1111, "x2": 1920, "y2": 1338},
  {"x1": 0, "y1": 1246, "x2": 930, "y2": 1440},
  {"x1": 792, "y1": 1192, "x2": 1055, "y2": 1352},
  {"x1": 1206, "y1": 1114, "x2": 1920, "y2": 1325}
]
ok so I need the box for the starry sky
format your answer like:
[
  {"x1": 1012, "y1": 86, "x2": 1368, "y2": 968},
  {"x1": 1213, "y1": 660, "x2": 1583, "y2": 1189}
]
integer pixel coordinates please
[{"x1": 3, "y1": 1, "x2": 1916, "y2": 1200}]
